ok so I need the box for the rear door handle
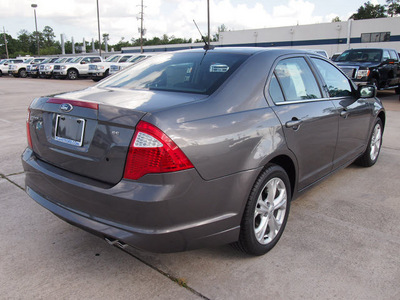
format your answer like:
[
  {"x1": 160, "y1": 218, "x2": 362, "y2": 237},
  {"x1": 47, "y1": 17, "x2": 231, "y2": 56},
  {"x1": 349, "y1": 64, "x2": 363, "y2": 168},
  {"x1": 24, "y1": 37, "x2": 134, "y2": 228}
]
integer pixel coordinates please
[
  {"x1": 285, "y1": 119, "x2": 303, "y2": 130},
  {"x1": 340, "y1": 110, "x2": 350, "y2": 118}
]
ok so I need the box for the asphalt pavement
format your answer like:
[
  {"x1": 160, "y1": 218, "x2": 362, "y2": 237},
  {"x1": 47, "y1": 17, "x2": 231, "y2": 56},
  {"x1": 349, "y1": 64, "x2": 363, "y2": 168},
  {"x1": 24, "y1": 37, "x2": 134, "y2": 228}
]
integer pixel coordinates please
[{"x1": 0, "y1": 77, "x2": 399, "y2": 300}]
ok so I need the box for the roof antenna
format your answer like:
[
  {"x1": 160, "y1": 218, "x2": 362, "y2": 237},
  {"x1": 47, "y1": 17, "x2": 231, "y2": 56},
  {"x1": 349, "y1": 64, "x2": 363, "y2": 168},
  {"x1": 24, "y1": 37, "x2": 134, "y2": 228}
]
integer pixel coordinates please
[{"x1": 193, "y1": 0, "x2": 214, "y2": 51}]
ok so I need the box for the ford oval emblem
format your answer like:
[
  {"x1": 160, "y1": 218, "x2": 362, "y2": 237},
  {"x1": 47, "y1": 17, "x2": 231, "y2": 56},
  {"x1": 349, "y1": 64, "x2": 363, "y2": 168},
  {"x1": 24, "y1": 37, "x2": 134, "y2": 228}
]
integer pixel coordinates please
[{"x1": 60, "y1": 103, "x2": 73, "y2": 112}]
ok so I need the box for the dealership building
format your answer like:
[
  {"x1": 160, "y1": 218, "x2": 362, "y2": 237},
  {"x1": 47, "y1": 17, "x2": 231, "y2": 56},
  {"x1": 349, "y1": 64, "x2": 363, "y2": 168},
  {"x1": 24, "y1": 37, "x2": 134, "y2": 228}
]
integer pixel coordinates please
[{"x1": 122, "y1": 17, "x2": 400, "y2": 57}]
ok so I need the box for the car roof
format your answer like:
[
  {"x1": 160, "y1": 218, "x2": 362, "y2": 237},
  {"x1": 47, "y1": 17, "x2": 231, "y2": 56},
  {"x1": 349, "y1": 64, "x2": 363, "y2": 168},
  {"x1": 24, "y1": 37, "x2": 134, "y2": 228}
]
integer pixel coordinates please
[{"x1": 171, "y1": 47, "x2": 317, "y2": 57}]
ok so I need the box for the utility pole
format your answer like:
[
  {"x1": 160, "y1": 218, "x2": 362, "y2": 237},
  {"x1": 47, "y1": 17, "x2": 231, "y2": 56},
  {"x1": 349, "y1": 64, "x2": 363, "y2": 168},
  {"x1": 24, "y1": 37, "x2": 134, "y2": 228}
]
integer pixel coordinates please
[
  {"x1": 31, "y1": 4, "x2": 40, "y2": 55},
  {"x1": 2, "y1": 27, "x2": 9, "y2": 59},
  {"x1": 139, "y1": 0, "x2": 144, "y2": 54},
  {"x1": 207, "y1": 0, "x2": 210, "y2": 45},
  {"x1": 96, "y1": 0, "x2": 102, "y2": 56}
]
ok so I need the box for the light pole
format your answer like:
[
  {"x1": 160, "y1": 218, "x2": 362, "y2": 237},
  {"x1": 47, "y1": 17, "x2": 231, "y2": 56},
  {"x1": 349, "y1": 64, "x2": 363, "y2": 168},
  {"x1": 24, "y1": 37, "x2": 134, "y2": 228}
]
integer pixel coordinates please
[
  {"x1": 31, "y1": 3, "x2": 40, "y2": 55},
  {"x1": 96, "y1": 0, "x2": 101, "y2": 56}
]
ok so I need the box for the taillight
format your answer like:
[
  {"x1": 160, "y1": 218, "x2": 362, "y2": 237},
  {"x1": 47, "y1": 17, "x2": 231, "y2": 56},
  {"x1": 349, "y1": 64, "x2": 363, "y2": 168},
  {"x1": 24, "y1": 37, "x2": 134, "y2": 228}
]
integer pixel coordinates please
[
  {"x1": 123, "y1": 121, "x2": 194, "y2": 180},
  {"x1": 26, "y1": 109, "x2": 33, "y2": 150}
]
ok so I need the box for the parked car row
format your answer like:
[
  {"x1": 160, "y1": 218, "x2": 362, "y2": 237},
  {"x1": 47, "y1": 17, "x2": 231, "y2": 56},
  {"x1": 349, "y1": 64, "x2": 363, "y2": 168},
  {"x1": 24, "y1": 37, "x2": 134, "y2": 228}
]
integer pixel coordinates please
[{"x1": 0, "y1": 53, "x2": 151, "y2": 81}]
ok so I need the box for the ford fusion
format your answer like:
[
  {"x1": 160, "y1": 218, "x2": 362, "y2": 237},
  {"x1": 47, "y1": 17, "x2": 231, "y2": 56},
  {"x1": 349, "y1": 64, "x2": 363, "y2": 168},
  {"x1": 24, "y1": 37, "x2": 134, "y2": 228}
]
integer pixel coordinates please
[{"x1": 22, "y1": 48, "x2": 385, "y2": 255}]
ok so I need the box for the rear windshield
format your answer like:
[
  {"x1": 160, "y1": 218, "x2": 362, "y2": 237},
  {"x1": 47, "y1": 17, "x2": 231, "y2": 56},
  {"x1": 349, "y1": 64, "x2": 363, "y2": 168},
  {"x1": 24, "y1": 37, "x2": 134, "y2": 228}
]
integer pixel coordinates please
[
  {"x1": 336, "y1": 49, "x2": 382, "y2": 62},
  {"x1": 99, "y1": 52, "x2": 250, "y2": 95}
]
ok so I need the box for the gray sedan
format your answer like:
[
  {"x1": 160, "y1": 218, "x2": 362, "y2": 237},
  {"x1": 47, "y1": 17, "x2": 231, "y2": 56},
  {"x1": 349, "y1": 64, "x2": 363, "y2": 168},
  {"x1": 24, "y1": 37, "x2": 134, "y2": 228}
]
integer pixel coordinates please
[{"x1": 22, "y1": 48, "x2": 385, "y2": 256}]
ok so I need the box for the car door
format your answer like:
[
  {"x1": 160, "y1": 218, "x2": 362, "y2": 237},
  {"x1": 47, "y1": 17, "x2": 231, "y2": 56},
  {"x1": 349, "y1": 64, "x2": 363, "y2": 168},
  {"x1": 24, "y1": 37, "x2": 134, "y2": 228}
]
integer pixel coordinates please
[
  {"x1": 380, "y1": 50, "x2": 394, "y2": 86},
  {"x1": 310, "y1": 57, "x2": 373, "y2": 170},
  {"x1": 79, "y1": 57, "x2": 97, "y2": 74},
  {"x1": 389, "y1": 50, "x2": 400, "y2": 86},
  {"x1": 268, "y1": 56, "x2": 338, "y2": 190}
]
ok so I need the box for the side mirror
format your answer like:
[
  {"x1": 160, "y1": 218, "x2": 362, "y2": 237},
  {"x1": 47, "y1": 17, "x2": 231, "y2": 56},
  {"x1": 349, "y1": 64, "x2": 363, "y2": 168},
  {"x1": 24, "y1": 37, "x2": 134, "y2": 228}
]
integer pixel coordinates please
[
  {"x1": 4, "y1": 63, "x2": 8, "y2": 66},
  {"x1": 80, "y1": 61, "x2": 86, "y2": 64},
  {"x1": 359, "y1": 85, "x2": 376, "y2": 98}
]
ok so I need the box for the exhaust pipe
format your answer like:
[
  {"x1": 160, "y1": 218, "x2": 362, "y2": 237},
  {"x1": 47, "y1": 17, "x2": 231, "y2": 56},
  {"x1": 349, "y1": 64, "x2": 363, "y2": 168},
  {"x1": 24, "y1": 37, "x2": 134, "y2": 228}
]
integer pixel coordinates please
[{"x1": 105, "y1": 237, "x2": 128, "y2": 249}]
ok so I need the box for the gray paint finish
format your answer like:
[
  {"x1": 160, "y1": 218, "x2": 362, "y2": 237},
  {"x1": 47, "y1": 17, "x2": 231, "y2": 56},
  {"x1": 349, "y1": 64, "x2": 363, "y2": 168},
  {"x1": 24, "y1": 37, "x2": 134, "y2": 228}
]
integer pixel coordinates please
[{"x1": 22, "y1": 48, "x2": 385, "y2": 253}]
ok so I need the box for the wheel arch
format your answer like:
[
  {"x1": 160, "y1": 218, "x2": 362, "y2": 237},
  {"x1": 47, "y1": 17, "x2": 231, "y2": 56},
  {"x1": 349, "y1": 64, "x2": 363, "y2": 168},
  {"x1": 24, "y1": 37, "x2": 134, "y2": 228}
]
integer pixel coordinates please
[
  {"x1": 68, "y1": 67, "x2": 79, "y2": 75},
  {"x1": 269, "y1": 155, "x2": 296, "y2": 198},
  {"x1": 378, "y1": 111, "x2": 386, "y2": 130}
]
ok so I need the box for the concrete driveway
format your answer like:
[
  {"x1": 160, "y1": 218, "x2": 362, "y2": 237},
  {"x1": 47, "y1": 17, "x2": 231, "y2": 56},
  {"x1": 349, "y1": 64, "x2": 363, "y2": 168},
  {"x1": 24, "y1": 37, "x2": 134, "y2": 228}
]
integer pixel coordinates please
[{"x1": 1, "y1": 77, "x2": 399, "y2": 300}]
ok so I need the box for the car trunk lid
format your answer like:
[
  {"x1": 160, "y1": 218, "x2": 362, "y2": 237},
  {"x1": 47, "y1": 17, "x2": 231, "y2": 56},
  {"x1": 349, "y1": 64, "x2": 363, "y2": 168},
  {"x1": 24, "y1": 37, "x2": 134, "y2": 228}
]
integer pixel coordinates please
[{"x1": 28, "y1": 89, "x2": 204, "y2": 185}]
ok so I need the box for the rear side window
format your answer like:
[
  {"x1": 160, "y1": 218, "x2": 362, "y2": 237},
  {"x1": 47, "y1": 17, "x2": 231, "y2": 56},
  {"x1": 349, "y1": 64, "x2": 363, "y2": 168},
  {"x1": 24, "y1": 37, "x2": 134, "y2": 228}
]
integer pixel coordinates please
[
  {"x1": 269, "y1": 57, "x2": 322, "y2": 103},
  {"x1": 269, "y1": 74, "x2": 285, "y2": 103},
  {"x1": 311, "y1": 58, "x2": 352, "y2": 97}
]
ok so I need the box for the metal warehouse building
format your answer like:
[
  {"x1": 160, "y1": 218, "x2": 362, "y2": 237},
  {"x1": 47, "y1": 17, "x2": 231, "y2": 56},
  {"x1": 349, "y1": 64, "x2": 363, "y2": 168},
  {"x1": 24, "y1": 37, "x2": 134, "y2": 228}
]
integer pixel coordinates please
[{"x1": 122, "y1": 17, "x2": 400, "y2": 56}]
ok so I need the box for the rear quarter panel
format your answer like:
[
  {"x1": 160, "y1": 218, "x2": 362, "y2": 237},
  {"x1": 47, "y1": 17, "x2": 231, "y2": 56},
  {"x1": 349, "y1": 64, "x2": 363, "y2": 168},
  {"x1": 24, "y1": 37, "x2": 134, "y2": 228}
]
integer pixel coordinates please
[{"x1": 144, "y1": 51, "x2": 291, "y2": 181}]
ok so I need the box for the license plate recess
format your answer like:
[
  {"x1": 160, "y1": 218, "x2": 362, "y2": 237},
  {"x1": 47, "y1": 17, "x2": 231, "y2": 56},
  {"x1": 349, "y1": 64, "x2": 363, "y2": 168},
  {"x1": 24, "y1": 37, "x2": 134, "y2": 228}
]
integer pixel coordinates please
[{"x1": 54, "y1": 115, "x2": 85, "y2": 146}]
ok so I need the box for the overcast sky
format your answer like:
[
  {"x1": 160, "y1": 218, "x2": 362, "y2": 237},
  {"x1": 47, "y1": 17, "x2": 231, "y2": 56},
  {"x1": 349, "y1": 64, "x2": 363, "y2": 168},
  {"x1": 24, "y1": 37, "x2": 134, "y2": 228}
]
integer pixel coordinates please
[{"x1": 1, "y1": 0, "x2": 384, "y2": 44}]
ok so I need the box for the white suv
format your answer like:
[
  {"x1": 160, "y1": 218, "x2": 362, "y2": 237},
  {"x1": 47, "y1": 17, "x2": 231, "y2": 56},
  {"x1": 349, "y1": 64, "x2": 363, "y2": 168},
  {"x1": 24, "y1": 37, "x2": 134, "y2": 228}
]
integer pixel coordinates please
[
  {"x1": 53, "y1": 56, "x2": 102, "y2": 80},
  {"x1": 88, "y1": 54, "x2": 134, "y2": 81},
  {"x1": 0, "y1": 59, "x2": 24, "y2": 76},
  {"x1": 109, "y1": 54, "x2": 151, "y2": 75},
  {"x1": 8, "y1": 58, "x2": 46, "y2": 78},
  {"x1": 39, "y1": 57, "x2": 74, "y2": 78}
]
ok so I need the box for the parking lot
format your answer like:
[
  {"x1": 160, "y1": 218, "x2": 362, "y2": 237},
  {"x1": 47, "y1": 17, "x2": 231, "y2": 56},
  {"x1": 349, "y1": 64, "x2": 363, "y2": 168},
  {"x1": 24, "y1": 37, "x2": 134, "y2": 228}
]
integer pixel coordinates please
[{"x1": 0, "y1": 76, "x2": 399, "y2": 299}]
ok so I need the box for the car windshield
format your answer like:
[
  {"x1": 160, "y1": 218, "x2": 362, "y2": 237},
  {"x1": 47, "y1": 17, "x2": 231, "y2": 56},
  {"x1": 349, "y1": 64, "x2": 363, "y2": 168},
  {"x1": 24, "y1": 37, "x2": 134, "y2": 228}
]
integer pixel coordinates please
[
  {"x1": 105, "y1": 55, "x2": 121, "y2": 62},
  {"x1": 337, "y1": 49, "x2": 382, "y2": 62},
  {"x1": 0, "y1": 59, "x2": 5, "y2": 64},
  {"x1": 99, "y1": 51, "x2": 249, "y2": 95},
  {"x1": 41, "y1": 58, "x2": 51, "y2": 64},
  {"x1": 24, "y1": 58, "x2": 33, "y2": 63},
  {"x1": 127, "y1": 55, "x2": 147, "y2": 63},
  {"x1": 69, "y1": 57, "x2": 82, "y2": 63},
  {"x1": 55, "y1": 57, "x2": 66, "y2": 63}
]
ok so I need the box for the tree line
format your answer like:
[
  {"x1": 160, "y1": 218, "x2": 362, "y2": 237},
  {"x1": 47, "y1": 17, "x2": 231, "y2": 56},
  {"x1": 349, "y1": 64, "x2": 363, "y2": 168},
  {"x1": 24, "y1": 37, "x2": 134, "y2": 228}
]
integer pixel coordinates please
[{"x1": 1, "y1": 1, "x2": 400, "y2": 58}]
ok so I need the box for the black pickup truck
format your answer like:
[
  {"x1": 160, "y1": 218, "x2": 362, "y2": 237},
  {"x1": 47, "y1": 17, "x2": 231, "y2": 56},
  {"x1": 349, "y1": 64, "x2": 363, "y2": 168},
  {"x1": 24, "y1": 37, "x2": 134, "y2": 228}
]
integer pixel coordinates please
[{"x1": 335, "y1": 48, "x2": 400, "y2": 94}]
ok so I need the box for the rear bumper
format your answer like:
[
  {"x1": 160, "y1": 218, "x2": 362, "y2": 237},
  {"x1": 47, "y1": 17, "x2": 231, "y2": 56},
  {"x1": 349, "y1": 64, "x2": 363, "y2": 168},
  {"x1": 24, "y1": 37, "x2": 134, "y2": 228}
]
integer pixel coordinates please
[{"x1": 22, "y1": 148, "x2": 259, "y2": 252}]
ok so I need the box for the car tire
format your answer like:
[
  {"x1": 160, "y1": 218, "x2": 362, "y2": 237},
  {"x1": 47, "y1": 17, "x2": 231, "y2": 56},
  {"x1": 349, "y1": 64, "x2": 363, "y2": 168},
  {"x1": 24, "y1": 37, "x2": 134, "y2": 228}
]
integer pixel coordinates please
[
  {"x1": 395, "y1": 87, "x2": 400, "y2": 94},
  {"x1": 18, "y1": 69, "x2": 27, "y2": 78},
  {"x1": 355, "y1": 118, "x2": 383, "y2": 167},
  {"x1": 67, "y1": 69, "x2": 78, "y2": 80},
  {"x1": 0, "y1": 70, "x2": 2, "y2": 77},
  {"x1": 233, "y1": 164, "x2": 291, "y2": 256}
]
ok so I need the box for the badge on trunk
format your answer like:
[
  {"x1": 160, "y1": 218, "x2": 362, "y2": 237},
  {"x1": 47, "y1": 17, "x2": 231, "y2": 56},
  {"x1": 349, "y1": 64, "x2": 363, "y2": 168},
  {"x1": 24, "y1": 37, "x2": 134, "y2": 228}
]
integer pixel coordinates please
[{"x1": 60, "y1": 103, "x2": 73, "y2": 112}]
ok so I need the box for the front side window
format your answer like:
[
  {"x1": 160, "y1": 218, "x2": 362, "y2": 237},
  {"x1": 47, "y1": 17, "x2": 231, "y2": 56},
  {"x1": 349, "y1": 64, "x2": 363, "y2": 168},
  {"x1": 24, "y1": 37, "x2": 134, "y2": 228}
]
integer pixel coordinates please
[
  {"x1": 311, "y1": 58, "x2": 352, "y2": 97},
  {"x1": 99, "y1": 52, "x2": 249, "y2": 95},
  {"x1": 270, "y1": 57, "x2": 321, "y2": 102},
  {"x1": 382, "y1": 50, "x2": 390, "y2": 61},
  {"x1": 119, "y1": 56, "x2": 132, "y2": 63},
  {"x1": 389, "y1": 50, "x2": 399, "y2": 61}
]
